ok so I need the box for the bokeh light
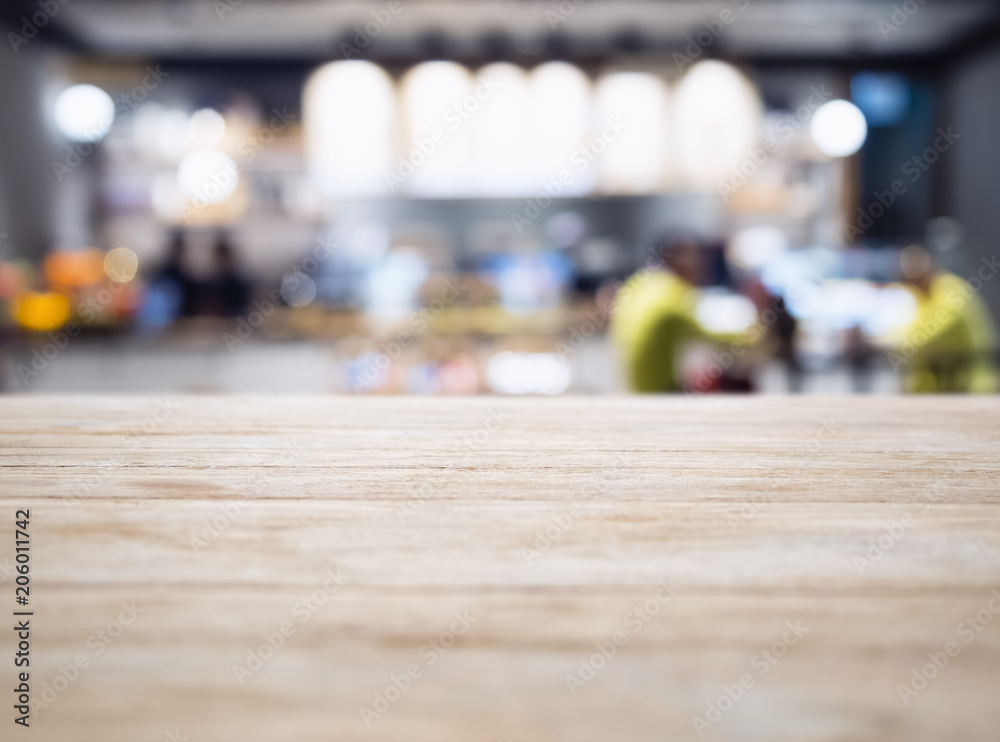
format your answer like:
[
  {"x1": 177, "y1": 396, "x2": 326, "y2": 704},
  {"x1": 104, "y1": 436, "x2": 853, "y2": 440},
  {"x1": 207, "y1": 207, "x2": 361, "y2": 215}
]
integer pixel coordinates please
[
  {"x1": 487, "y1": 352, "x2": 571, "y2": 395},
  {"x1": 728, "y1": 226, "x2": 789, "y2": 271},
  {"x1": 54, "y1": 84, "x2": 115, "y2": 142},
  {"x1": 177, "y1": 148, "x2": 239, "y2": 203},
  {"x1": 188, "y1": 108, "x2": 226, "y2": 148},
  {"x1": 305, "y1": 60, "x2": 397, "y2": 199},
  {"x1": 811, "y1": 100, "x2": 867, "y2": 158},
  {"x1": 595, "y1": 72, "x2": 669, "y2": 193},
  {"x1": 674, "y1": 61, "x2": 762, "y2": 185},
  {"x1": 14, "y1": 291, "x2": 71, "y2": 332},
  {"x1": 104, "y1": 247, "x2": 139, "y2": 283}
]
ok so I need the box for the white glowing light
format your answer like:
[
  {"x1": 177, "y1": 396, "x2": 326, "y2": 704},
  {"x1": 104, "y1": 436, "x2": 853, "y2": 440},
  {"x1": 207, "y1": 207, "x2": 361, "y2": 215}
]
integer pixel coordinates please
[
  {"x1": 177, "y1": 148, "x2": 239, "y2": 204},
  {"x1": 595, "y1": 72, "x2": 669, "y2": 193},
  {"x1": 674, "y1": 61, "x2": 762, "y2": 186},
  {"x1": 304, "y1": 61, "x2": 397, "y2": 198},
  {"x1": 729, "y1": 226, "x2": 789, "y2": 271},
  {"x1": 695, "y1": 290, "x2": 758, "y2": 335},
  {"x1": 529, "y1": 62, "x2": 593, "y2": 194},
  {"x1": 400, "y1": 62, "x2": 474, "y2": 197},
  {"x1": 487, "y1": 352, "x2": 571, "y2": 395},
  {"x1": 810, "y1": 100, "x2": 867, "y2": 158},
  {"x1": 472, "y1": 63, "x2": 532, "y2": 196},
  {"x1": 54, "y1": 84, "x2": 115, "y2": 142},
  {"x1": 869, "y1": 285, "x2": 918, "y2": 337},
  {"x1": 188, "y1": 108, "x2": 226, "y2": 147}
]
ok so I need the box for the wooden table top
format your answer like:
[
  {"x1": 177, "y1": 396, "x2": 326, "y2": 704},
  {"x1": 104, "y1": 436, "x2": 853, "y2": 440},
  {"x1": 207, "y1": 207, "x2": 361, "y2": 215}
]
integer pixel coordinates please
[{"x1": 2, "y1": 395, "x2": 999, "y2": 741}]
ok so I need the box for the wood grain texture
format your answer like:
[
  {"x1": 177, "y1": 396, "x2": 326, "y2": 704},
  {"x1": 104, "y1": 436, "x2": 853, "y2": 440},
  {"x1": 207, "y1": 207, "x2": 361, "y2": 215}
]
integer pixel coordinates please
[{"x1": 1, "y1": 395, "x2": 999, "y2": 742}]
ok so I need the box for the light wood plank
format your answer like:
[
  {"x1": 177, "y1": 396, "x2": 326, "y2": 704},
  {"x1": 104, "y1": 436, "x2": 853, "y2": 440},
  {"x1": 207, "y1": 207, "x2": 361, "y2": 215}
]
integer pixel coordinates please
[{"x1": 1, "y1": 396, "x2": 999, "y2": 741}]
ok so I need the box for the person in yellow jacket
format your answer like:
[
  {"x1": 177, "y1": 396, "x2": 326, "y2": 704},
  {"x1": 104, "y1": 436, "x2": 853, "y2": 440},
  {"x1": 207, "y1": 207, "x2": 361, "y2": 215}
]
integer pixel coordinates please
[
  {"x1": 891, "y1": 244, "x2": 998, "y2": 393},
  {"x1": 611, "y1": 237, "x2": 746, "y2": 393}
]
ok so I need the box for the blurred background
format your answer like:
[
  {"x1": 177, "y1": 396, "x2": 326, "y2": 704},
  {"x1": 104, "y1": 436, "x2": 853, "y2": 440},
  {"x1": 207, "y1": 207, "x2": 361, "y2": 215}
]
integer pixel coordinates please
[{"x1": 1, "y1": 0, "x2": 998, "y2": 395}]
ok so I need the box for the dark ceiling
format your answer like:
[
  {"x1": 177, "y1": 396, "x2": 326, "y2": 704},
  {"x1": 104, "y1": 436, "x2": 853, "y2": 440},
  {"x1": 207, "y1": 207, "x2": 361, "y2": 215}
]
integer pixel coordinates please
[{"x1": 2, "y1": 0, "x2": 999, "y2": 66}]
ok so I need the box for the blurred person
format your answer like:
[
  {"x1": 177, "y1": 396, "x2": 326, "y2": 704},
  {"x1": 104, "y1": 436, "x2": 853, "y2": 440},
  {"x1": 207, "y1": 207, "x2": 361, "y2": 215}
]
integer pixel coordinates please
[
  {"x1": 611, "y1": 236, "x2": 748, "y2": 393},
  {"x1": 845, "y1": 325, "x2": 876, "y2": 393},
  {"x1": 771, "y1": 296, "x2": 803, "y2": 393},
  {"x1": 202, "y1": 232, "x2": 251, "y2": 317},
  {"x1": 893, "y1": 244, "x2": 998, "y2": 393},
  {"x1": 148, "y1": 230, "x2": 199, "y2": 320}
]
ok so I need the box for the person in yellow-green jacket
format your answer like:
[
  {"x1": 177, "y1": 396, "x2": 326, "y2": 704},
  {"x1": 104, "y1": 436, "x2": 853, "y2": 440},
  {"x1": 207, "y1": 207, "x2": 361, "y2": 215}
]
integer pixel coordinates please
[
  {"x1": 611, "y1": 236, "x2": 747, "y2": 393},
  {"x1": 891, "y1": 244, "x2": 998, "y2": 393}
]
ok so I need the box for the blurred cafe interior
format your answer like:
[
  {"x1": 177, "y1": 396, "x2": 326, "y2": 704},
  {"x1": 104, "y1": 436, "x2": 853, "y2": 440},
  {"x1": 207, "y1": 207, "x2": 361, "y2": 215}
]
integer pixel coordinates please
[{"x1": 1, "y1": 0, "x2": 999, "y2": 395}]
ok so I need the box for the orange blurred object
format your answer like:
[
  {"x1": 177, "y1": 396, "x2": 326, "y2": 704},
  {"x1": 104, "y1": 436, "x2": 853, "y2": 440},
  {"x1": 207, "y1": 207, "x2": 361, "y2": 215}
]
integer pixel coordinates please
[
  {"x1": 14, "y1": 291, "x2": 72, "y2": 332},
  {"x1": 44, "y1": 249, "x2": 105, "y2": 289}
]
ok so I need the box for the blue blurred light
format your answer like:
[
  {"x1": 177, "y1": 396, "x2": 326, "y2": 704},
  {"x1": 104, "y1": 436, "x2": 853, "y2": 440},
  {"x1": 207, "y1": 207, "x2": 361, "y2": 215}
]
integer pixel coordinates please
[{"x1": 851, "y1": 72, "x2": 910, "y2": 127}]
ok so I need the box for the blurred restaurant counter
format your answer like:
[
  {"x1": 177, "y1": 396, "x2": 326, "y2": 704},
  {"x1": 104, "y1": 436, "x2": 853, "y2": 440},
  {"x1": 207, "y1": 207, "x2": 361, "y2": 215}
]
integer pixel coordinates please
[{"x1": 1, "y1": 306, "x2": 902, "y2": 395}]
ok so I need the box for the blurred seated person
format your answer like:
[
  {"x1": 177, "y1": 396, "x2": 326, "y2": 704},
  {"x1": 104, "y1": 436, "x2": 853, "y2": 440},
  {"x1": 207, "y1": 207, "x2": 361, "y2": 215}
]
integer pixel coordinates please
[
  {"x1": 611, "y1": 235, "x2": 747, "y2": 393},
  {"x1": 149, "y1": 229, "x2": 199, "y2": 320},
  {"x1": 893, "y1": 244, "x2": 997, "y2": 393},
  {"x1": 202, "y1": 232, "x2": 251, "y2": 317}
]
